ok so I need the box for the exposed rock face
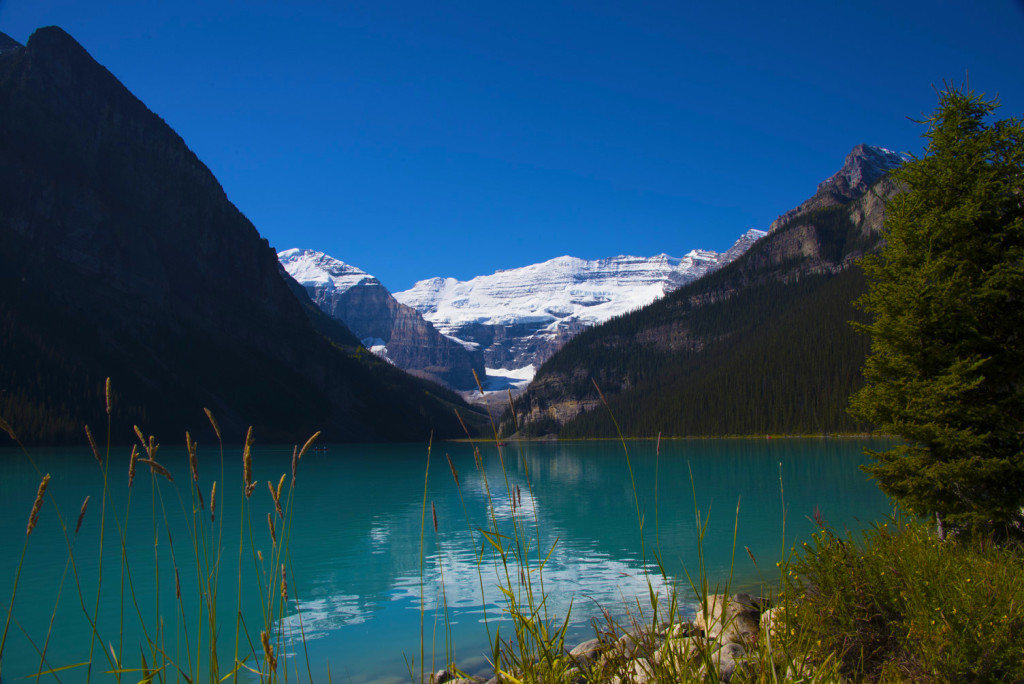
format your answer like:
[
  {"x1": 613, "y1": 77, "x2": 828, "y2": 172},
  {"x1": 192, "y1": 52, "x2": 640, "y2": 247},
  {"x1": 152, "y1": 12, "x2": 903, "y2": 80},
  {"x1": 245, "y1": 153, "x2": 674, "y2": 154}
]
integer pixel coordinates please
[
  {"x1": 769, "y1": 144, "x2": 905, "y2": 232},
  {"x1": 394, "y1": 230, "x2": 766, "y2": 374},
  {"x1": 0, "y1": 27, "x2": 475, "y2": 443},
  {"x1": 279, "y1": 249, "x2": 485, "y2": 389},
  {"x1": 510, "y1": 143, "x2": 904, "y2": 437}
]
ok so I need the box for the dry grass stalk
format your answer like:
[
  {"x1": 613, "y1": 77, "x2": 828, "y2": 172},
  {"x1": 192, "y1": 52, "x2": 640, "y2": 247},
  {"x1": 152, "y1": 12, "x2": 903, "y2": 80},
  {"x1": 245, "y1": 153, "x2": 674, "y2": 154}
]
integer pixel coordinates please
[
  {"x1": 186, "y1": 431, "x2": 199, "y2": 483},
  {"x1": 84, "y1": 424, "x2": 101, "y2": 464},
  {"x1": 26, "y1": 473, "x2": 50, "y2": 536},
  {"x1": 432, "y1": 501, "x2": 438, "y2": 533},
  {"x1": 75, "y1": 495, "x2": 90, "y2": 535},
  {"x1": 268, "y1": 474, "x2": 286, "y2": 519},
  {"x1": 210, "y1": 481, "x2": 217, "y2": 522},
  {"x1": 261, "y1": 630, "x2": 277, "y2": 673},
  {"x1": 104, "y1": 377, "x2": 112, "y2": 416},
  {"x1": 298, "y1": 430, "x2": 320, "y2": 461},
  {"x1": 139, "y1": 457, "x2": 174, "y2": 483},
  {"x1": 203, "y1": 407, "x2": 221, "y2": 441},
  {"x1": 291, "y1": 446, "x2": 298, "y2": 480},
  {"x1": 128, "y1": 444, "x2": 139, "y2": 488},
  {"x1": 267, "y1": 512, "x2": 277, "y2": 546},
  {"x1": 472, "y1": 368, "x2": 485, "y2": 396},
  {"x1": 267, "y1": 482, "x2": 281, "y2": 519},
  {"x1": 133, "y1": 425, "x2": 146, "y2": 450},
  {"x1": 454, "y1": 409, "x2": 471, "y2": 438},
  {"x1": 243, "y1": 426, "x2": 255, "y2": 498},
  {"x1": 446, "y1": 453, "x2": 459, "y2": 486},
  {"x1": 0, "y1": 414, "x2": 16, "y2": 441},
  {"x1": 175, "y1": 568, "x2": 181, "y2": 600},
  {"x1": 281, "y1": 565, "x2": 288, "y2": 603}
]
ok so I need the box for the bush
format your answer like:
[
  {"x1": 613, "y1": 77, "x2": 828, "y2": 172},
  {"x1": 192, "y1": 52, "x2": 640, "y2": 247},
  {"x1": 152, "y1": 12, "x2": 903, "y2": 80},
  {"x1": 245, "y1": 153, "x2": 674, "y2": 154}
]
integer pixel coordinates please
[{"x1": 782, "y1": 518, "x2": 1024, "y2": 682}]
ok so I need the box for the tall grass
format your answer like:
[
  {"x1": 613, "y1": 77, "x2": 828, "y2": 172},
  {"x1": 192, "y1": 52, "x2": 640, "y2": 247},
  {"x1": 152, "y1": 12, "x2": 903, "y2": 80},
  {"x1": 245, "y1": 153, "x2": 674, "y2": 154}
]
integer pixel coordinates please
[
  {"x1": 0, "y1": 380, "x2": 320, "y2": 683},
  {"x1": 413, "y1": 380, "x2": 837, "y2": 684}
]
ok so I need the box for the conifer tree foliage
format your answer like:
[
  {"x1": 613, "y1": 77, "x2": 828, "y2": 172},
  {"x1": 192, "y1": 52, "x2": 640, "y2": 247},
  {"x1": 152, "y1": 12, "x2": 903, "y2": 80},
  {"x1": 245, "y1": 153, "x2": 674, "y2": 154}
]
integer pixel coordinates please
[{"x1": 849, "y1": 85, "x2": 1024, "y2": 538}]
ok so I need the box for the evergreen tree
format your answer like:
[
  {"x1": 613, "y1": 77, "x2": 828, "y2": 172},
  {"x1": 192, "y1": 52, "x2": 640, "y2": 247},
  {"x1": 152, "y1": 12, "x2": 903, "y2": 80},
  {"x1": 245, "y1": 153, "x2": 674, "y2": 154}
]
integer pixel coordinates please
[{"x1": 849, "y1": 85, "x2": 1024, "y2": 538}]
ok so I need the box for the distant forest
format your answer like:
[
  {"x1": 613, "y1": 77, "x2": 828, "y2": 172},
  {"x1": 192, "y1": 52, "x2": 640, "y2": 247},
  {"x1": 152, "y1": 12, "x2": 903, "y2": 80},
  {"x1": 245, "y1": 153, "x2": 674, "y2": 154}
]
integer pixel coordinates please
[{"x1": 512, "y1": 206, "x2": 877, "y2": 438}]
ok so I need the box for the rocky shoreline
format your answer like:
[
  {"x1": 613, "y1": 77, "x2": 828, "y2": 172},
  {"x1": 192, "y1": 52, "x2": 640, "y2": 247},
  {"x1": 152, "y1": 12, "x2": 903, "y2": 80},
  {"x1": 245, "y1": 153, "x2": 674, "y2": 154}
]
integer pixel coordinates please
[{"x1": 428, "y1": 593, "x2": 810, "y2": 684}]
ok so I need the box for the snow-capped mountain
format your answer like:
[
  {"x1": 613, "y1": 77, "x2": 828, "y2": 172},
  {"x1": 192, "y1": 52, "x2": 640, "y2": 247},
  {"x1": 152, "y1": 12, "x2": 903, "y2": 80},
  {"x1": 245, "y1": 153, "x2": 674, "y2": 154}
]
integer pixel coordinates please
[
  {"x1": 279, "y1": 248, "x2": 485, "y2": 389},
  {"x1": 394, "y1": 229, "x2": 767, "y2": 376}
]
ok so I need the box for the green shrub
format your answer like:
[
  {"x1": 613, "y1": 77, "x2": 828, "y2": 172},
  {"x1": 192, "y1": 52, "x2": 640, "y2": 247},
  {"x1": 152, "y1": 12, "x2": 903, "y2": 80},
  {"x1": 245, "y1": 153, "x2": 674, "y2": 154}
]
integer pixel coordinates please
[{"x1": 782, "y1": 518, "x2": 1024, "y2": 682}]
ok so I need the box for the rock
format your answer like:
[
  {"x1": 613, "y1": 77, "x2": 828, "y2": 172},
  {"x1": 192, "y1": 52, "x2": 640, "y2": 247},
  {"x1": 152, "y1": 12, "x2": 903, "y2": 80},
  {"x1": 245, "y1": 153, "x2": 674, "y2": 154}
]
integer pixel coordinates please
[
  {"x1": 627, "y1": 657, "x2": 655, "y2": 684},
  {"x1": 668, "y1": 620, "x2": 702, "y2": 639},
  {"x1": 701, "y1": 642, "x2": 746, "y2": 683},
  {"x1": 568, "y1": 637, "x2": 604, "y2": 666},
  {"x1": 760, "y1": 606, "x2": 784, "y2": 645},
  {"x1": 696, "y1": 593, "x2": 763, "y2": 646},
  {"x1": 280, "y1": 249, "x2": 487, "y2": 390},
  {"x1": 432, "y1": 669, "x2": 454, "y2": 684}
]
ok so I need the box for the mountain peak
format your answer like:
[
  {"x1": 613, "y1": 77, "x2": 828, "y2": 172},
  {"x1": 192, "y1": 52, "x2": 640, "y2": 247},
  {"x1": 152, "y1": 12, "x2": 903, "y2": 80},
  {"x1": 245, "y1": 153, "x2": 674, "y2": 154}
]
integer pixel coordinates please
[
  {"x1": 0, "y1": 32, "x2": 23, "y2": 55},
  {"x1": 278, "y1": 248, "x2": 377, "y2": 293},
  {"x1": 818, "y1": 143, "x2": 906, "y2": 196},
  {"x1": 770, "y1": 144, "x2": 905, "y2": 232}
]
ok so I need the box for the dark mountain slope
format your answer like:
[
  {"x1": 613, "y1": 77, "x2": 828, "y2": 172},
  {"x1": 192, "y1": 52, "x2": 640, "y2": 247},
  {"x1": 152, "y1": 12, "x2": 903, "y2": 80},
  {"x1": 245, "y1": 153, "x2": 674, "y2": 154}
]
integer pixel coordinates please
[
  {"x1": 508, "y1": 150, "x2": 902, "y2": 438},
  {"x1": 0, "y1": 27, "x2": 481, "y2": 444}
]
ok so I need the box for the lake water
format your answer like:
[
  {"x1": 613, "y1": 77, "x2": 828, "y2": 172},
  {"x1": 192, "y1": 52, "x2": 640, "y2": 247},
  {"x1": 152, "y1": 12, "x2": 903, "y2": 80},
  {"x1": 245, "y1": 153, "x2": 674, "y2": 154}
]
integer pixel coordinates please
[{"x1": 0, "y1": 438, "x2": 892, "y2": 682}]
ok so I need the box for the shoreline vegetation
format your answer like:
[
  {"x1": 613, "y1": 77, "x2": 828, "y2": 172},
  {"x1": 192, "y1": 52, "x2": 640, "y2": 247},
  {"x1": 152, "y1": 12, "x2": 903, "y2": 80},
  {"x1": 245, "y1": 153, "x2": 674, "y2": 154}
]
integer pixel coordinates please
[{"x1": 2, "y1": 387, "x2": 1022, "y2": 682}]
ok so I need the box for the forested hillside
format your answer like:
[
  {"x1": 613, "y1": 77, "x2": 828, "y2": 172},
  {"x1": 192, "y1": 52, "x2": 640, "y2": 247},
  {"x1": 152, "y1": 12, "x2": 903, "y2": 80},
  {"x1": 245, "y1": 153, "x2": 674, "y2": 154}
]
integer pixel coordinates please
[{"x1": 507, "y1": 157, "x2": 901, "y2": 438}]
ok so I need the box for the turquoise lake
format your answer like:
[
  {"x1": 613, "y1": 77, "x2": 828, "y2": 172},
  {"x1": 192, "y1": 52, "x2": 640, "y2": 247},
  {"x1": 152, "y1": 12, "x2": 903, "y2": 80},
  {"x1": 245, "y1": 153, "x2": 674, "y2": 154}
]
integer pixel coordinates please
[{"x1": 0, "y1": 438, "x2": 893, "y2": 682}]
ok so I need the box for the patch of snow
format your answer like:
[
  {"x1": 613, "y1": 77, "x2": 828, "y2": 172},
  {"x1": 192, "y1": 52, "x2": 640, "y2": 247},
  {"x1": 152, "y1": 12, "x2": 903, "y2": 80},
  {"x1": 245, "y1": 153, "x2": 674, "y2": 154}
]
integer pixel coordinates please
[
  {"x1": 482, "y1": 365, "x2": 536, "y2": 392},
  {"x1": 361, "y1": 337, "x2": 394, "y2": 365}
]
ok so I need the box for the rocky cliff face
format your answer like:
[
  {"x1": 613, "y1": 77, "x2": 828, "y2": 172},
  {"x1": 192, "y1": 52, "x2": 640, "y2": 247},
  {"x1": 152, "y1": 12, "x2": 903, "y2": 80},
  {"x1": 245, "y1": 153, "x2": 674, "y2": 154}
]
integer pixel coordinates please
[
  {"x1": 769, "y1": 144, "x2": 905, "y2": 232},
  {"x1": 0, "y1": 27, "x2": 477, "y2": 443},
  {"x1": 279, "y1": 249, "x2": 485, "y2": 389},
  {"x1": 394, "y1": 230, "x2": 766, "y2": 375},
  {"x1": 510, "y1": 144, "x2": 904, "y2": 437}
]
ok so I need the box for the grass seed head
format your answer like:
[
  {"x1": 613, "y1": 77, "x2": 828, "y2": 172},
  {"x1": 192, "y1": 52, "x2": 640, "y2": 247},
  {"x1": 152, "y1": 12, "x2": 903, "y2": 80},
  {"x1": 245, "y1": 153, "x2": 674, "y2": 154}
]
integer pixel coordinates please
[
  {"x1": 267, "y1": 512, "x2": 277, "y2": 545},
  {"x1": 298, "y1": 430, "x2": 320, "y2": 461},
  {"x1": 84, "y1": 424, "x2": 101, "y2": 464},
  {"x1": 0, "y1": 414, "x2": 16, "y2": 442},
  {"x1": 133, "y1": 425, "x2": 146, "y2": 450},
  {"x1": 446, "y1": 453, "x2": 459, "y2": 486},
  {"x1": 203, "y1": 407, "x2": 221, "y2": 441},
  {"x1": 104, "y1": 377, "x2": 112, "y2": 415},
  {"x1": 128, "y1": 444, "x2": 139, "y2": 487},
  {"x1": 26, "y1": 473, "x2": 50, "y2": 536},
  {"x1": 243, "y1": 426, "x2": 254, "y2": 498},
  {"x1": 75, "y1": 495, "x2": 90, "y2": 535},
  {"x1": 210, "y1": 481, "x2": 217, "y2": 522},
  {"x1": 139, "y1": 457, "x2": 173, "y2": 482},
  {"x1": 186, "y1": 431, "x2": 199, "y2": 482},
  {"x1": 261, "y1": 630, "x2": 277, "y2": 673}
]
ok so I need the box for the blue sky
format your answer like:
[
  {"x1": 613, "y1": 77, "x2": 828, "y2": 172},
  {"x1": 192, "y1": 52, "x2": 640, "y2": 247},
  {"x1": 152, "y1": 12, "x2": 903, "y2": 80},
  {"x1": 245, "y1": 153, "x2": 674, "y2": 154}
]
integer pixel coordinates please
[{"x1": 2, "y1": 1, "x2": 1022, "y2": 291}]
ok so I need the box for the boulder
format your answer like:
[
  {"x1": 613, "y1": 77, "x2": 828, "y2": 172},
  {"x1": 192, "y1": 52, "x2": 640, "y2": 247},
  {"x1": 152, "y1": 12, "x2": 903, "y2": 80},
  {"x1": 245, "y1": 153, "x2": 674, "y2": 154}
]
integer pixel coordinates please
[{"x1": 696, "y1": 593, "x2": 764, "y2": 646}]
